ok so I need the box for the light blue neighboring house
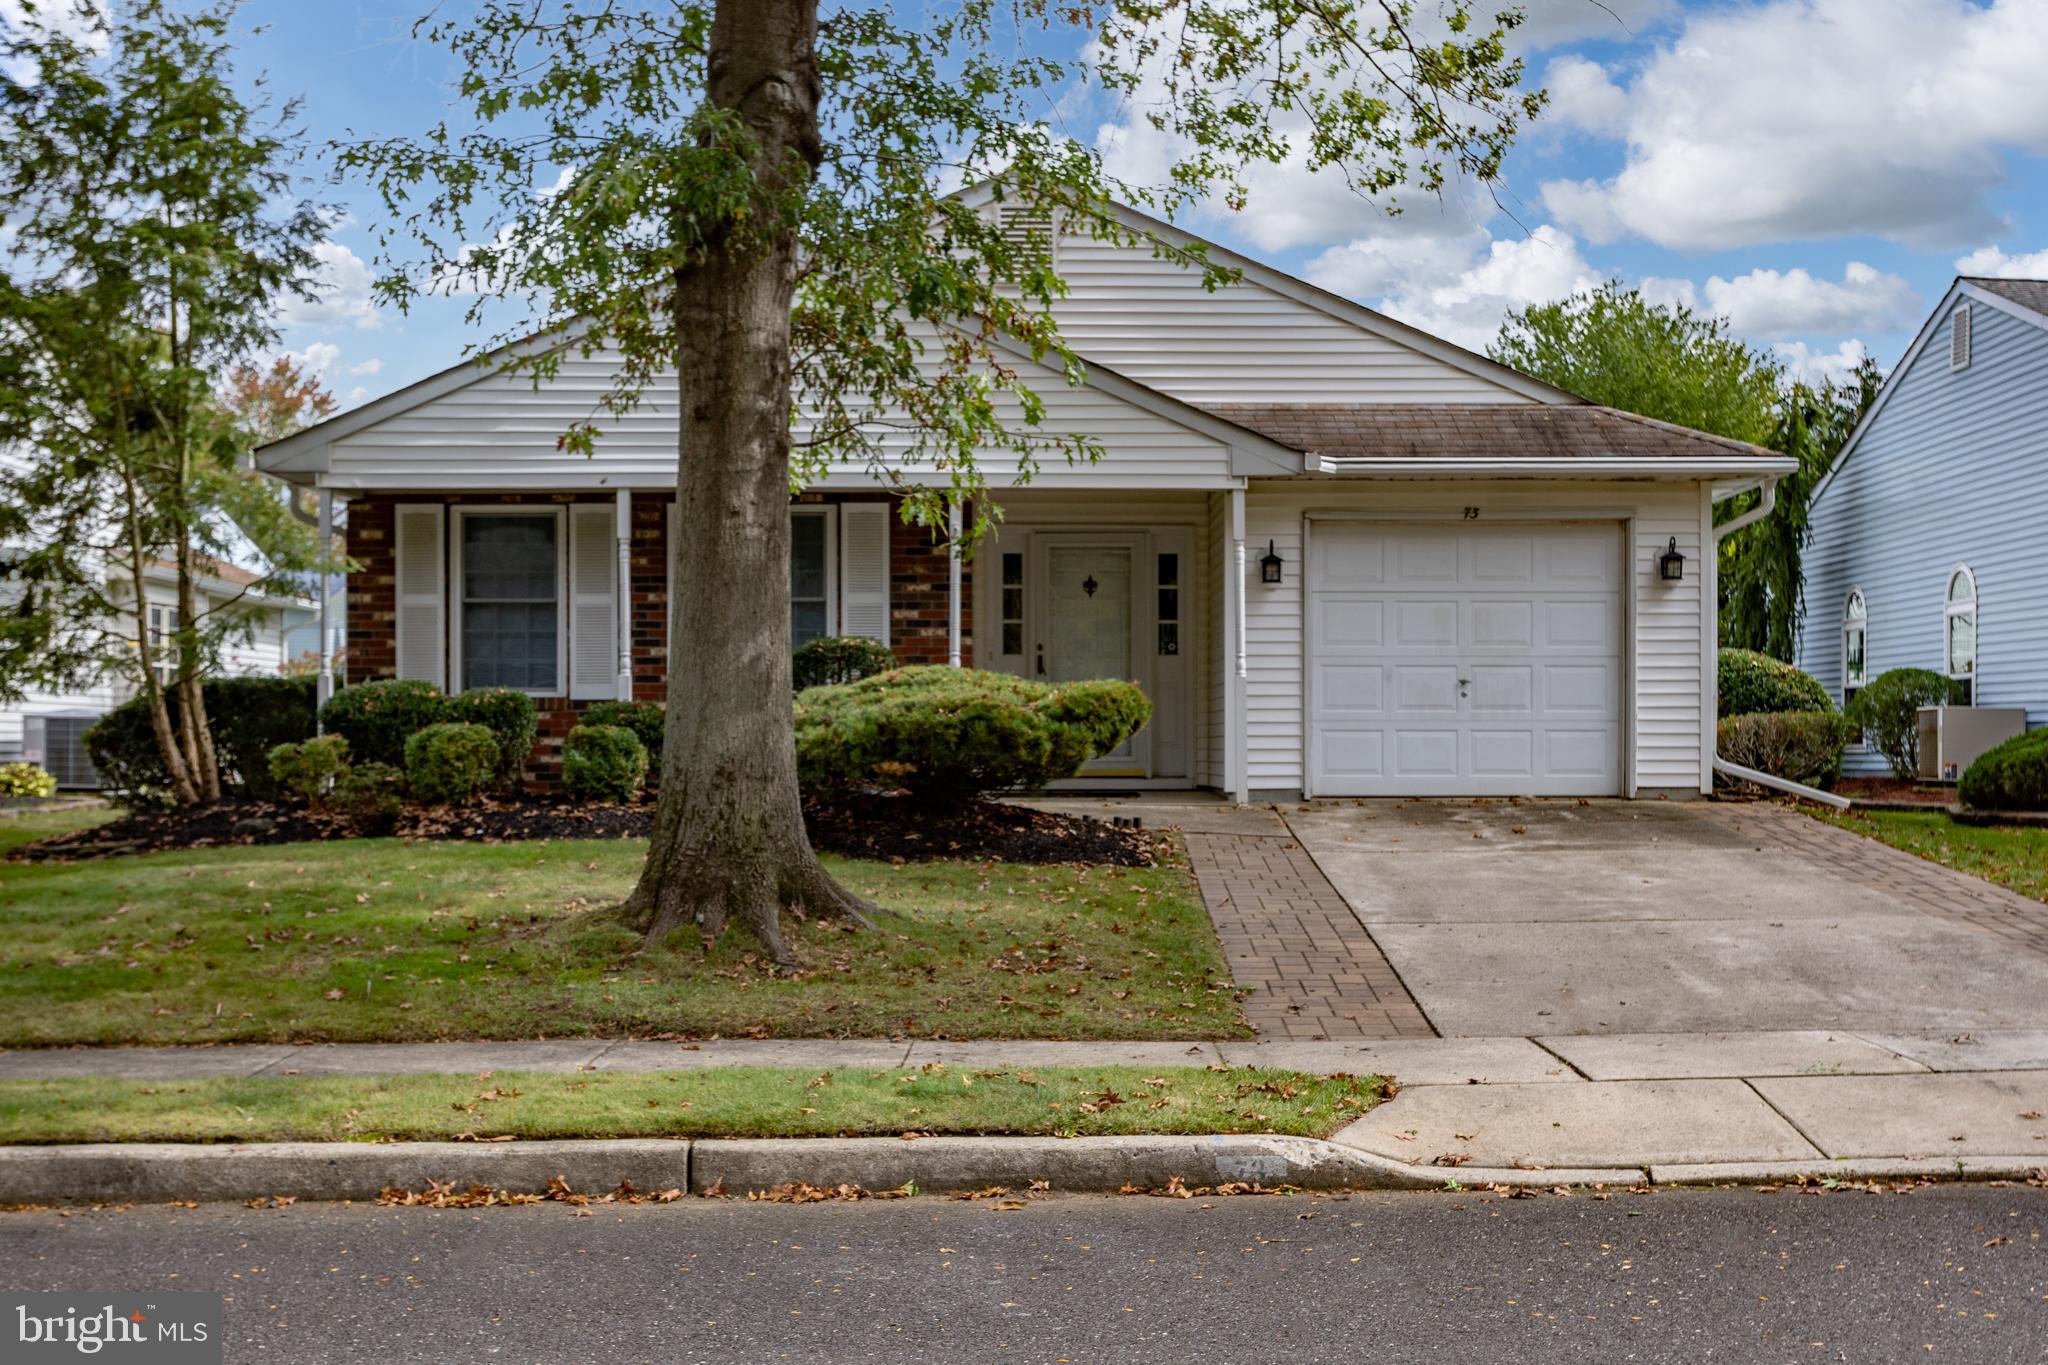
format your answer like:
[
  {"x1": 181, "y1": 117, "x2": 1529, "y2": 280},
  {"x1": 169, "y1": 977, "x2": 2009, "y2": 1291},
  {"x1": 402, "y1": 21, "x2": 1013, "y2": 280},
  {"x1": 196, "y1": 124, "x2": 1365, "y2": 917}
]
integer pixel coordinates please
[{"x1": 1797, "y1": 277, "x2": 2048, "y2": 775}]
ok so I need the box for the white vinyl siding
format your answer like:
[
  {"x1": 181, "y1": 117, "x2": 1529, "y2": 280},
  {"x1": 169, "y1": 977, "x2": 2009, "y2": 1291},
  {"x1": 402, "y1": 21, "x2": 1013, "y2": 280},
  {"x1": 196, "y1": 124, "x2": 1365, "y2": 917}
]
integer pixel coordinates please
[
  {"x1": 837, "y1": 502, "x2": 891, "y2": 643},
  {"x1": 1799, "y1": 292, "x2": 2048, "y2": 774},
  {"x1": 568, "y1": 503, "x2": 619, "y2": 700},
  {"x1": 393, "y1": 504, "x2": 447, "y2": 688},
  {"x1": 1244, "y1": 480, "x2": 1706, "y2": 796}
]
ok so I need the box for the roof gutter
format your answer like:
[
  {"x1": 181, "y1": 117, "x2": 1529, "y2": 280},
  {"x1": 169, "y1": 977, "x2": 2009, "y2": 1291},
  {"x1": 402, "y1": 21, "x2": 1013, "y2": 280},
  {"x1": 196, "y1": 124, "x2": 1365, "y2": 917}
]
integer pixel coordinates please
[
  {"x1": 1705, "y1": 474, "x2": 1851, "y2": 810},
  {"x1": 1310, "y1": 456, "x2": 1799, "y2": 477}
]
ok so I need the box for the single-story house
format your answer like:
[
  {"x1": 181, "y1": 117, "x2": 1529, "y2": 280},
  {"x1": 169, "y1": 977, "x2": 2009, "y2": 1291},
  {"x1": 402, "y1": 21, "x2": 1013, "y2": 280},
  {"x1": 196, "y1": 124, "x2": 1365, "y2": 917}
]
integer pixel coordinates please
[
  {"x1": 1796, "y1": 277, "x2": 2048, "y2": 775},
  {"x1": 256, "y1": 193, "x2": 1794, "y2": 800},
  {"x1": 0, "y1": 557, "x2": 303, "y2": 787}
]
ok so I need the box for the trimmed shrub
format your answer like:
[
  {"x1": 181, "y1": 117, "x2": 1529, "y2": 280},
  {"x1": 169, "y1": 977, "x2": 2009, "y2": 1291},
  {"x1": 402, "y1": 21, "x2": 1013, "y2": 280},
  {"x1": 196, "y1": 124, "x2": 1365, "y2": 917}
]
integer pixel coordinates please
[
  {"x1": 267, "y1": 735, "x2": 350, "y2": 806},
  {"x1": 1959, "y1": 728, "x2": 2048, "y2": 811},
  {"x1": 1844, "y1": 668, "x2": 1958, "y2": 780},
  {"x1": 0, "y1": 762, "x2": 56, "y2": 798},
  {"x1": 582, "y1": 700, "x2": 666, "y2": 769},
  {"x1": 448, "y1": 687, "x2": 539, "y2": 788},
  {"x1": 332, "y1": 761, "x2": 405, "y2": 834},
  {"x1": 792, "y1": 636, "x2": 900, "y2": 691},
  {"x1": 84, "y1": 676, "x2": 317, "y2": 806},
  {"x1": 321, "y1": 680, "x2": 449, "y2": 769},
  {"x1": 1718, "y1": 648, "x2": 1832, "y2": 718},
  {"x1": 403, "y1": 722, "x2": 501, "y2": 805},
  {"x1": 794, "y1": 666, "x2": 1153, "y2": 801},
  {"x1": 561, "y1": 724, "x2": 648, "y2": 802},
  {"x1": 1715, "y1": 711, "x2": 1851, "y2": 790}
]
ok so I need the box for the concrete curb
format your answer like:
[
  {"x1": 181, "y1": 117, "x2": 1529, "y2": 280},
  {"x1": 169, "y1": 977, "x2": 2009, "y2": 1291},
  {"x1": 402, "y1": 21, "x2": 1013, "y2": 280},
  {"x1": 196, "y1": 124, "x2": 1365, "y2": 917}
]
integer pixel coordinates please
[{"x1": 0, "y1": 1138, "x2": 2035, "y2": 1205}]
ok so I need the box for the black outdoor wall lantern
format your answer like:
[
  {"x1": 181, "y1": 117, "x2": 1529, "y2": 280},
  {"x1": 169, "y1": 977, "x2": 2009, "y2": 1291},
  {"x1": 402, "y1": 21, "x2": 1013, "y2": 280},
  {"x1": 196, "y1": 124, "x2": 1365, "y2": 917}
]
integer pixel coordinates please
[
  {"x1": 1659, "y1": 536, "x2": 1686, "y2": 582},
  {"x1": 1259, "y1": 540, "x2": 1284, "y2": 585}
]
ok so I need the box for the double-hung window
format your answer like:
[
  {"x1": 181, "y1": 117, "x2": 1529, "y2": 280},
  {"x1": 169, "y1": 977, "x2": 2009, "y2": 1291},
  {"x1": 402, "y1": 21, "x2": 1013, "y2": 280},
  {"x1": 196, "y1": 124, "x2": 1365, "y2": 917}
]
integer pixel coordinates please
[
  {"x1": 1842, "y1": 589, "x2": 1867, "y2": 708},
  {"x1": 789, "y1": 508, "x2": 836, "y2": 648},
  {"x1": 1945, "y1": 564, "x2": 1977, "y2": 705},
  {"x1": 458, "y1": 510, "x2": 563, "y2": 693},
  {"x1": 147, "y1": 603, "x2": 180, "y2": 686}
]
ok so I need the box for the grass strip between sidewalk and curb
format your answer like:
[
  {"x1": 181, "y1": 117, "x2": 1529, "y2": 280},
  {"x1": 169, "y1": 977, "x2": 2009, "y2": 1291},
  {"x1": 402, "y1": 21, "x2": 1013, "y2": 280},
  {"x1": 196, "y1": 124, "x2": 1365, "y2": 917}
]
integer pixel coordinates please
[
  {"x1": 0, "y1": 1065, "x2": 1386, "y2": 1146},
  {"x1": 1816, "y1": 808, "x2": 2048, "y2": 903}
]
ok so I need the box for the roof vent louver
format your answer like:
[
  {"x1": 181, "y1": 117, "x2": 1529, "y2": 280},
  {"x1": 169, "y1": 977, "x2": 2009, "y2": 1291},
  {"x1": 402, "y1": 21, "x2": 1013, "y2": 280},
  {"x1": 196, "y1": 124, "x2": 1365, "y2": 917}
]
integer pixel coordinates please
[
  {"x1": 994, "y1": 203, "x2": 1057, "y2": 271},
  {"x1": 1950, "y1": 302, "x2": 1971, "y2": 371}
]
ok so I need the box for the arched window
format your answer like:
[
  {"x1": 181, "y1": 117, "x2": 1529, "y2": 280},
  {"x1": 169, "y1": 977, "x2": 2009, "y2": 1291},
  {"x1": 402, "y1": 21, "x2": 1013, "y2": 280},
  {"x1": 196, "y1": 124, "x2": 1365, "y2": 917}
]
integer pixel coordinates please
[
  {"x1": 1842, "y1": 589, "x2": 1867, "y2": 707},
  {"x1": 1945, "y1": 565, "x2": 1977, "y2": 704}
]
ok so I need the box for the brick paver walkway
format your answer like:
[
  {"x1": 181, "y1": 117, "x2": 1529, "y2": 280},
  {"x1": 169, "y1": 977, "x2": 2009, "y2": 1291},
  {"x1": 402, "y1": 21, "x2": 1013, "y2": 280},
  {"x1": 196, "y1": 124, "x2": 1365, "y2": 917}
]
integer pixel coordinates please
[
  {"x1": 1183, "y1": 830, "x2": 1434, "y2": 1041},
  {"x1": 1700, "y1": 801, "x2": 2048, "y2": 962}
]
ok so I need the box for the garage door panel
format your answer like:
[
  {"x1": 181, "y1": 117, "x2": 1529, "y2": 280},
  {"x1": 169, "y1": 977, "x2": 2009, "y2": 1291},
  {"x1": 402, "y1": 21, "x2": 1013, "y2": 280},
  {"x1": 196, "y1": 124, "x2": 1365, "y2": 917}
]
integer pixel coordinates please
[
  {"x1": 1309, "y1": 521, "x2": 1624, "y2": 798},
  {"x1": 1315, "y1": 598, "x2": 1385, "y2": 651}
]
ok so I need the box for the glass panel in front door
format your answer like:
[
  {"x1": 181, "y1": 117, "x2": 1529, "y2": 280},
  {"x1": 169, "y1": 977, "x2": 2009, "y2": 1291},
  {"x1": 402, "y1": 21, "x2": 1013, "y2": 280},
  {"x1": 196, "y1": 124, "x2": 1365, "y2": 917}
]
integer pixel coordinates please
[{"x1": 1046, "y1": 545, "x2": 1135, "y2": 760}]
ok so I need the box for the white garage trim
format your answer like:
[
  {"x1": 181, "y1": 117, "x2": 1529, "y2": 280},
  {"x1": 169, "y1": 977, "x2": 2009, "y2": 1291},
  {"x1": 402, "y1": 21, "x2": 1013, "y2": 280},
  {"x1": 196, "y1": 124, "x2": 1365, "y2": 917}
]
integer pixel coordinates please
[{"x1": 1301, "y1": 511, "x2": 1636, "y2": 798}]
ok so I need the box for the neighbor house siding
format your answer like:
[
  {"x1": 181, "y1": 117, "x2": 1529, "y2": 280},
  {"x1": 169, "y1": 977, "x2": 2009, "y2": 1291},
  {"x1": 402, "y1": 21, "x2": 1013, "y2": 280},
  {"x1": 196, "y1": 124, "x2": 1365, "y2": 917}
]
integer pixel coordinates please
[
  {"x1": 1241, "y1": 479, "x2": 1708, "y2": 796},
  {"x1": 1798, "y1": 296, "x2": 2048, "y2": 775}
]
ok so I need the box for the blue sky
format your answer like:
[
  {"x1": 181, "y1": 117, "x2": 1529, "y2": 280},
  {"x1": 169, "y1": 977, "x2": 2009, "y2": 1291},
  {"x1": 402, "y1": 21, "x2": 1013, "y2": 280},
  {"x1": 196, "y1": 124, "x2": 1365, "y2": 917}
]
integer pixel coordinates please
[{"x1": 236, "y1": 0, "x2": 2048, "y2": 407}]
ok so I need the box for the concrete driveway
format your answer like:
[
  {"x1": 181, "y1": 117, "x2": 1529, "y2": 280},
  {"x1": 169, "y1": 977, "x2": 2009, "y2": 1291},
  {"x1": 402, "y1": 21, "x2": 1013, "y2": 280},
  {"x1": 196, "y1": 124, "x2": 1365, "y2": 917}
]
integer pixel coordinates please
[{"x1": 1284, "y1": 799, "x2": 2048, "y2": 1038}]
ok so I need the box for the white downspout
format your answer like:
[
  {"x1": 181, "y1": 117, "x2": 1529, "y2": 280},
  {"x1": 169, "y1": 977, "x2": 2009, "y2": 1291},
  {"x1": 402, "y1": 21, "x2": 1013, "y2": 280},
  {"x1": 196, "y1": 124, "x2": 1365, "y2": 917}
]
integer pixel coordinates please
[
  {"x1": 614, "y1": 490, "x2": 634, "y2": 701},
  {"x1": 1708, "y1": 476, "x2": 1851, "y2": 809},
  {"x1": 315, "y1": 487, "x2": 335, "y2": 725},
  {"x1": 946, "y1": 499, "x2": 962, "y2": 668},
  {"x1": 1229, "y1": 486, "x2": 1249, "y2": 806}
]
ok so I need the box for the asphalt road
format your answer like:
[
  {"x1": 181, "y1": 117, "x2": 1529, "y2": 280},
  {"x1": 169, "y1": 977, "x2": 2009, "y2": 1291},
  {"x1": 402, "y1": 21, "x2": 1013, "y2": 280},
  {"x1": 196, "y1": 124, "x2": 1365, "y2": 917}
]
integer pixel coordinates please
[{"x1": 4, "y1": 1185, "x2": 2044, "y2": 1364}]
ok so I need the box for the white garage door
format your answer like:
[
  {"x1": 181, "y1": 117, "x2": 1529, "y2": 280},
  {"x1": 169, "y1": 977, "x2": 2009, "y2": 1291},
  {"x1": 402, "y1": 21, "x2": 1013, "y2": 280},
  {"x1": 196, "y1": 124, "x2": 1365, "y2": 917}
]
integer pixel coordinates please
[{"x1": 1307, "y1": 521, "x2": 1624, "y2": 797}]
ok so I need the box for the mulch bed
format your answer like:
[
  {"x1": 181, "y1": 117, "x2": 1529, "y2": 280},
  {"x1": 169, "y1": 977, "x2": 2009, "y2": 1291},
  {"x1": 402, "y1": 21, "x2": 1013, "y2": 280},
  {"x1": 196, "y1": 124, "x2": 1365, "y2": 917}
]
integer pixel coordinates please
[
  {"x1": 10, "y1": 791, "x2": 1152, "y2": 868},
  {"x1": 1836, "y1": 777, "x2": 1955, "y2": 806}
]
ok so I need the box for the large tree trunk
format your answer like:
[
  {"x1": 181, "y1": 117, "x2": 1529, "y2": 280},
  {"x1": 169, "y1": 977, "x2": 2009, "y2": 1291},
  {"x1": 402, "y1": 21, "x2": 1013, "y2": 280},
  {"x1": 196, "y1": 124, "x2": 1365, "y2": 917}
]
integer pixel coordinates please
[
  {"x1": 171, "y1": 548, "x2": 221, "y2": 802},
  {"x1": 621, "y1": 0, "x2": 872, "y2": 962}
]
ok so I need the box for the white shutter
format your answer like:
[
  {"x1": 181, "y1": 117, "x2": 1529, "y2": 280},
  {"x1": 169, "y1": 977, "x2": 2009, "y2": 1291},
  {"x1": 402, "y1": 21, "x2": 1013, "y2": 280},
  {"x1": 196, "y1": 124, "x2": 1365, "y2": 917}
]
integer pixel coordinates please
[
  {"x1": 569, "y1": 503, "x2": 618, "y2": 699},
  {"x1": 393, "y1": 503, "x2": 446, "y2": 687},
  {"x1": 837, "y1": 501, "x2": 891, "y2": 644}
]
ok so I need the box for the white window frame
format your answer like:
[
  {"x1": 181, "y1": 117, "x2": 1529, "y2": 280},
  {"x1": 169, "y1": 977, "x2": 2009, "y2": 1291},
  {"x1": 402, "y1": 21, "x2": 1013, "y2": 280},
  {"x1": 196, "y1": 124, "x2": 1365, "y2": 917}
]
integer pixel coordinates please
[
  {"x1": 1841, "y1": 587, "x2": 1867, "y2": 707},
  {"x1": 147, "y1": 600, "x2": 180, "y2": 687},
  {"x1": 788, "y1": 505, "x2": 838, "y2": 646},
  {"x1": 1944, "y1": 562, "x2": 1977, "y2": 702},
  {"x1": 450, "y1": 505, "x2": 569, "y2": 698}
]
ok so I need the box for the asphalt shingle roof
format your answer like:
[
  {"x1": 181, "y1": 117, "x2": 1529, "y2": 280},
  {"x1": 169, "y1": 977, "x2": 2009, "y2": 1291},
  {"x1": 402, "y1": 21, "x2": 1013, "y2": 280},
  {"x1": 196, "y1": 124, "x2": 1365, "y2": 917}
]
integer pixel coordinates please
[
  {"x1": 1963, "y1": 276, "x2": 2048, "y2": 317},
  {"x1": 1199, "y1": 403, "x2": 1780, "y2": 463}
]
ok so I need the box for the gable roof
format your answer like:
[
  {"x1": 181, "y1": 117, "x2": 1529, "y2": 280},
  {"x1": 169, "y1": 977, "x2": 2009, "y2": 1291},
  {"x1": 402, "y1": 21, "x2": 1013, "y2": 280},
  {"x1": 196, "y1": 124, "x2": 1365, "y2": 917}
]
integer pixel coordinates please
[
  {"x1": 1813, "y1": 276, "x2": 2048, "y2": 504},
  {"x1": 1205, "y1": 403, "x2": 1792, "y2": 476}
]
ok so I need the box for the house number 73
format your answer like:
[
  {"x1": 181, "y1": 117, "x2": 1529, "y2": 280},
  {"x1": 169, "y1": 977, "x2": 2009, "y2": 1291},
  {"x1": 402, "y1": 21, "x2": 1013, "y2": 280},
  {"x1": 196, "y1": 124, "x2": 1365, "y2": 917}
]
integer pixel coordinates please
[{"x1": 1462, "y1": 506, "x2": 1480, "y2": 519}]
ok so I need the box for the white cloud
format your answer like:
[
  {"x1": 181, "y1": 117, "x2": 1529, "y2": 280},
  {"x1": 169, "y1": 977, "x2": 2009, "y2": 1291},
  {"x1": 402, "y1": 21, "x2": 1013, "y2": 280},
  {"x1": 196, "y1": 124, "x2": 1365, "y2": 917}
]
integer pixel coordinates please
[
  {"x1": 1541, "y1": 55, "x2": 1630, "y2": 137},
  {"x1": 1512, "y1": 0, "x2": 1676, "y2": 51},
  {"x1": 1774, "y1": 338, "x2": 1872, "y2": 386},
  {"x1": 288, "y1": 341, "x2": 342, "y2": 375},
  {"x1": 1539, "y1": 0, "x2": 2048, "y2": 251},
  {"x1": 1955, "y1": 244, "x2": 2048, "y2": 277},
  {"x1": 344, "y1": 357, "x2": 384, "y2": 377},
  {"x1": 277, "y1": 242, "x2": 383, "y2": 331},
  {"x1": 1698, "y1": 262, "x2": 1920, "y2": 340},
  {"x1": 1373, "y1": 225, "x2": 1605, "y2": 352}
]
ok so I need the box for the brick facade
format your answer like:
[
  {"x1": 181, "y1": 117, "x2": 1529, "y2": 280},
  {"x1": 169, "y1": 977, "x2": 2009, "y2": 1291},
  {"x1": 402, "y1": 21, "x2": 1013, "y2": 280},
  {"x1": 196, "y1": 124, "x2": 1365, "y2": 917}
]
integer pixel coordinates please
[{"x1": 342, "y1": 491, "x2": 970, "y2": 783}]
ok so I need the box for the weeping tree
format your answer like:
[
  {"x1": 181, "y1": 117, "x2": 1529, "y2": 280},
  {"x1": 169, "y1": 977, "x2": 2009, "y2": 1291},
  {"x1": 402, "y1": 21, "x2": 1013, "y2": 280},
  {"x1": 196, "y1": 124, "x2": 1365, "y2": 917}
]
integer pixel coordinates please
[
  {"x1": 0, "y1": 0, "x2": 332, "y2": 805},
  {"x1": 347, "y1": 0, "x2": 1544, "y2": 960}
]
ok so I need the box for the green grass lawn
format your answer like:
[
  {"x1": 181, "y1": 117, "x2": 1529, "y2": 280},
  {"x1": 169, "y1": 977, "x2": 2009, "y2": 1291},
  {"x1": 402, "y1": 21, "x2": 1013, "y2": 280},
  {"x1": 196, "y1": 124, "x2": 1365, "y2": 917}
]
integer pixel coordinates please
[
  {"x1": 1817, "y1": 808, "x2": 2048, "y2": 903},
  {"x1": 0, "y1": 813, "x2": 1249, "y2": 1045},
  {"x1": 0, "y1": 1064, "x2": 1380, "y2": 1144}
]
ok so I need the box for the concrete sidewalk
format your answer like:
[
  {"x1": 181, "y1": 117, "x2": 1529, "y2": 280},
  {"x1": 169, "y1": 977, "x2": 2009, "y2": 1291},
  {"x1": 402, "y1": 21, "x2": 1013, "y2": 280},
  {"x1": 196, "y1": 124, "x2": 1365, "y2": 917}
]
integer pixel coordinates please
[{"x1": 4, "y1": 1031, "x2": 2044, "y2": 1181}]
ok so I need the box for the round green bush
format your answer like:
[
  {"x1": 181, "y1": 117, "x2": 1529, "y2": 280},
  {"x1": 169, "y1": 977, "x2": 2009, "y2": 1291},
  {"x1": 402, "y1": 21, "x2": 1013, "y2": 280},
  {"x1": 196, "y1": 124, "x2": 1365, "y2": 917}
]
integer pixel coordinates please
[
  {"x1": 581, "y1": 700, "x2": 666, "y2": 768},
  {"x1": 266, "y1": 734, "x2": 350, "y2": 806},
  {"x1": 403, "y1": 722, "x2": 501, "y2": 805},
  {"x1": 0, "y1": 762, "x2": 57, "y2": 798},
  {"x1": 792, "y1": 636, "x2": 900, "y2": 691},
  {"x1": 320, "y1": 680, "x2": 449, "y2": 769},
  {"x1": 794, "y1": 666, "x2": 1153, "y2": 802},
  {"x1": 1844, "y1": 668, "x2": 1958, "y2": 780},
  {"x1": 332, "y1": 761, "x2": 405, "y2": 834},
  {"x1": 448, "y1": 687, "x2": 539, "y2": 788},
  {"x1": 1715, "y1": 711, "x2": 1850, "y2": 791},
  {"x1": 84, "y1": 676, "x2": 317, "y2": 805},
  {"x1": 561, "y1": 724, "x2": 648, "y2": 802},
  {"x1": 1959, "y1": 728, "x2": 2048, "y2": 811},
  {"x1": 1718, "y1": 649, "x2": 1832, "y2": 718}
]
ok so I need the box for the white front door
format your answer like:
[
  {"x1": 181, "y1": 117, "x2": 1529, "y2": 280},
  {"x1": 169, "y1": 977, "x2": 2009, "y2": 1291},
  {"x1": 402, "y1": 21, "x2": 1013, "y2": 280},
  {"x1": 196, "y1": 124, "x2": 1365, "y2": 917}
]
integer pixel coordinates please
[
  {"x1": 1307, "y1": 521, "x2": 1625, "y2": 796},
  {"x1": 1038, "y1": 538, "x2": 1146, "y2": 773}
]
